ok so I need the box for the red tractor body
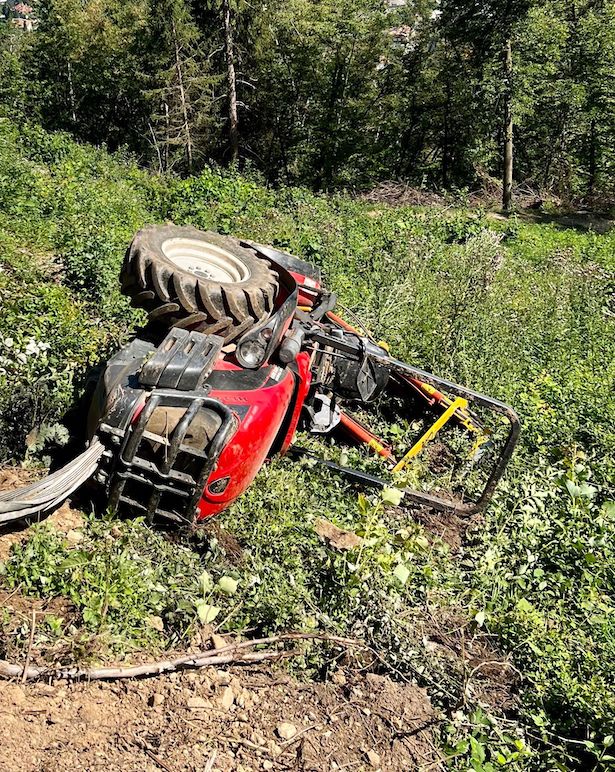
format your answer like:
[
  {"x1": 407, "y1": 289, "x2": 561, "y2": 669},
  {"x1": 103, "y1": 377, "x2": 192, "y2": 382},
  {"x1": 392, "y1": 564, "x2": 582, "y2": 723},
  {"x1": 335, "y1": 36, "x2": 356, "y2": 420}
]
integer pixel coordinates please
[
  {"x1": 198, "y1": 259, "x2": 316, "y2": 517},
  {"x1": 199, "y1": 352, "x2": 311, "y2": 518},
  {"x1": 0, "y1": 229, "x2": 520, "y2": 528},
  {"x1": 85, "y1": 247, "x2": 322, "y2": 524}
]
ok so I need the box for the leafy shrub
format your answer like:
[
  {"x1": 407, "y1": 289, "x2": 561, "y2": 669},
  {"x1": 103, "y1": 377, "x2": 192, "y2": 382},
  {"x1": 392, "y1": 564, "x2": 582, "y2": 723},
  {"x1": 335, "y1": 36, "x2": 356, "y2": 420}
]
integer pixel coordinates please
[
  {"x1": 0, "y1": 119, "x2": 613, "y2": 768},
  {"x1": 2, "y1": 517, "x2": 204, "y2": 651}
]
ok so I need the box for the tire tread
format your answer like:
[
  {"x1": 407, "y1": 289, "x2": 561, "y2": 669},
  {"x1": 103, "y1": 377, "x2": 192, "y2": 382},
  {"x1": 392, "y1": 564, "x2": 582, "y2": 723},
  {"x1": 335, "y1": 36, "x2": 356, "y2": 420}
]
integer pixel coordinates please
[{"x1": 121, "y1": 226, "x2": 279, "y2": 342}]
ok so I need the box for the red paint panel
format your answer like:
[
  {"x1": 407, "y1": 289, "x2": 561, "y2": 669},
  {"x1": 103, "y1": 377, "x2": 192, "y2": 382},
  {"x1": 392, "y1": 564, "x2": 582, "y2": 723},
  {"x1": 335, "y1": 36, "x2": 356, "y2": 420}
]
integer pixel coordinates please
[
  {"x1": 197, "y1": 368, "x2": 297, "y2": 519},
  {"x1": 280, "y1": 351, "x2": 312, "y2": 453}
]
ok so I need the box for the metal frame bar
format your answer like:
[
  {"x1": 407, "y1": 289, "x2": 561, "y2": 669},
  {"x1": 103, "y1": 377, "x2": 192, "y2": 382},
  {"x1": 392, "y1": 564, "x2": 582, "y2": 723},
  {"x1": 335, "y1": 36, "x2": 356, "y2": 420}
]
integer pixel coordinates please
[
  {"x1": 107, "y1": 390, "x2": 236, "y2": 525},
  {"x1": 391, "y1": 395, "x2": 469, "y2": 473},
  {"x1": 381, "y1": 355, "x2": 520, "y2": 514}
]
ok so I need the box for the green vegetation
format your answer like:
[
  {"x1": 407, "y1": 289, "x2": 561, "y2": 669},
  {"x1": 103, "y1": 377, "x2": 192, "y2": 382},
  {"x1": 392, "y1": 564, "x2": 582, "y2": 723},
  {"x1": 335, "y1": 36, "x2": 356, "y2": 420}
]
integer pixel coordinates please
[
  {"x1": 1, "y1": 0, "x2": 614, "y2": 206},
  {"x1": 0, "y1": 121, "x2": 613, "y2": 770}
]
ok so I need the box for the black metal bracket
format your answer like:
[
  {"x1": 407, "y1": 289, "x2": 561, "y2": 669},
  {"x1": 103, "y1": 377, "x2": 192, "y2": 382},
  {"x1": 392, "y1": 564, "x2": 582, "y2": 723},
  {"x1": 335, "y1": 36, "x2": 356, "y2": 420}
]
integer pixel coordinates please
[
  {"x1": 139, "y1": 328, "x2": 224, "y2": 390},
  {"x1": 100, "y1": 390, "x2": 236, "y2": 524},
  {"x1": 286, "y1": 446, "x2": 389, "y2": 490}
]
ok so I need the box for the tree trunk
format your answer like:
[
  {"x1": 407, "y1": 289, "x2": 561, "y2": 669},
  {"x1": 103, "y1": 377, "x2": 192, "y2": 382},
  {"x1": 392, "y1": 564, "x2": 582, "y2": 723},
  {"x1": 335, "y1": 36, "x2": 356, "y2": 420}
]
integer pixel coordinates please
[
  {"x1": 148, "y1": 120, "x2": 163, "y2": 173},
  {"x1": 587, "y1": 117, "x2": 596, "y2": 198},
  {"x1": 164, "y1": 100, "x2": 170, "y2": 171},
  {"x1": 442, "y1": 75, "x2": 452, "y2": 187},
  {"x1": 172, "y1": 16, "x2": 193, "y2": 173},
  {"x1": 502, "y1": 37, "x2": 514, "y2": 214},
  {"x1": 222, "y1": 0, "x2": 239, "y2": 164},
  {"x1": 67, "y1": 61, "x2": 77, "y2": 125}
]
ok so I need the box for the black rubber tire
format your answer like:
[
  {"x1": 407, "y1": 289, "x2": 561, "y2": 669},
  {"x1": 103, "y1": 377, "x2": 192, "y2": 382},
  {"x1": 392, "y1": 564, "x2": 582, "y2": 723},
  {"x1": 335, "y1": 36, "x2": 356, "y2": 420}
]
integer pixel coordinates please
[{"x1": 120, "y1": 225, "x2": 279, "y2": 343}]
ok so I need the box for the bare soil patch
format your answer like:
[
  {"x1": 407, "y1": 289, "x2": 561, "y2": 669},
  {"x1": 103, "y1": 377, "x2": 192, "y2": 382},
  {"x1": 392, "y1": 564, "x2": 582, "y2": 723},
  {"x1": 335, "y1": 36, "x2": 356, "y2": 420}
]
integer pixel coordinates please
[
  {"x1": 0, "y1": 666, "x2": 442, "y2": 771},
  {"x1": 419, "y1": 609, "x2": 519, "y2": 713},
  {"x1": 412, "y1": 507, "x2": 470, "y2": 554}
]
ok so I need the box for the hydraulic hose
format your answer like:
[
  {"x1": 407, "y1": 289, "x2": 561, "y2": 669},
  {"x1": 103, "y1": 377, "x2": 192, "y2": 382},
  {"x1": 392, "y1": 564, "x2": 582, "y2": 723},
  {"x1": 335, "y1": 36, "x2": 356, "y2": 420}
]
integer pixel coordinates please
[{"x1": 0, "y1": 440, "x2": 104, "y2": 524}]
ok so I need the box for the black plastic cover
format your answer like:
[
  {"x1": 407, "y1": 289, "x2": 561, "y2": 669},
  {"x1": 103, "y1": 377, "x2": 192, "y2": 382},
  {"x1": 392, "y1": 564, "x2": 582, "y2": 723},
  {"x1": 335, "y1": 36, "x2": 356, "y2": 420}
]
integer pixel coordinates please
[{"x1": 140, "y1": 328, "x2": 224, "y2": 390}]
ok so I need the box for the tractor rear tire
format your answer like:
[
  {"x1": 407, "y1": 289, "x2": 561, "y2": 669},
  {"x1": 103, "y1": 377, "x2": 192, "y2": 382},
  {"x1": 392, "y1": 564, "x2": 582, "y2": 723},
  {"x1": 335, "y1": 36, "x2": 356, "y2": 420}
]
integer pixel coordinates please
[{"x1": 120, "y1": 225, "x2": 278, "y2": 343}]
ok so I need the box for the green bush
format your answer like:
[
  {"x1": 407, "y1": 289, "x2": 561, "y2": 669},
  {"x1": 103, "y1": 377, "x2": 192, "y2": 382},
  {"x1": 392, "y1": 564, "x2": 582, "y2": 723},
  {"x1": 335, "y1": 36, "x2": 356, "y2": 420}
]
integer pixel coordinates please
[{"x1": 0, "y1": 119, "x2": 613, "y2": 769}]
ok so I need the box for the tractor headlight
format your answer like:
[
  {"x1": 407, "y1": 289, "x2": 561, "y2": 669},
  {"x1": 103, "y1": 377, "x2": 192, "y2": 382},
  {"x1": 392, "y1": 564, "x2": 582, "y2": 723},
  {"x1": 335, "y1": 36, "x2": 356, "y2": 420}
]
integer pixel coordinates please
[{"x1": 237, "y1": 338, "x2": 267, "y2": 368}]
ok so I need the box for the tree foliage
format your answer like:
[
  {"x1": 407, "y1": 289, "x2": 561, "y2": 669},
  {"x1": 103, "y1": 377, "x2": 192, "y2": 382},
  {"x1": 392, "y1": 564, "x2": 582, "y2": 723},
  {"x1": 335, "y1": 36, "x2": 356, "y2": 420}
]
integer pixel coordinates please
[{"x1": 1, "y1": 0, "x2": 613, "y2": 198}]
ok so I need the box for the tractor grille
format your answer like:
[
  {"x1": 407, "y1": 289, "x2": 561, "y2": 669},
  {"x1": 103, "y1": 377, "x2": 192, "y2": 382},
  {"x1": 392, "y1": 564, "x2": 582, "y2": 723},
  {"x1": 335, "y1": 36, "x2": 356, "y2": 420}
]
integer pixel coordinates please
[{"x1": 98, "y1": 390, "x2": 236, "y2": 524}]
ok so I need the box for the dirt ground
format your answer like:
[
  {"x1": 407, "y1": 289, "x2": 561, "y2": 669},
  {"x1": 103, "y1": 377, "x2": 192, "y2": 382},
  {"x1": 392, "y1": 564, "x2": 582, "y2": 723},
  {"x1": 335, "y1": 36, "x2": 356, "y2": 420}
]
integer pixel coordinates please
[
  {"x1": 0, "y1": 665, "x2": 441, "y2": 772},
  {"x1": 0, "y1": 471, "x2": 517, "y2": 771}
]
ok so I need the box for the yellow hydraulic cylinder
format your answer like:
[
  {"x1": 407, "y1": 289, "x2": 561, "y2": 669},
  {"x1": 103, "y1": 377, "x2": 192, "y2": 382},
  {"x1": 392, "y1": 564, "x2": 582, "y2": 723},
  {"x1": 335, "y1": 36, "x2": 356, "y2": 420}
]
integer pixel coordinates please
[{"x1": 392, "y1": 396, "x2": 469, "y2": 474}]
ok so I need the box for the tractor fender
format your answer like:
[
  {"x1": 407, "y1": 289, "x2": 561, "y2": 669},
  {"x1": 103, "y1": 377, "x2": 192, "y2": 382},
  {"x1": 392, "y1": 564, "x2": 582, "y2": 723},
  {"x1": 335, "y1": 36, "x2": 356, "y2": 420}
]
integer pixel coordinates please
[{"x1": 197, "y1": 363, "x2": 298, "y2": 518}]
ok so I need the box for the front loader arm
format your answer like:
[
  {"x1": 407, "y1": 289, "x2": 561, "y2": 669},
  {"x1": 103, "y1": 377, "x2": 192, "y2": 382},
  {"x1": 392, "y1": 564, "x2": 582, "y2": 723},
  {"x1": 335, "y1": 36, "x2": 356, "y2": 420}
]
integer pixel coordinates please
[
  {"x1": 301, "y1": 323, "x2": 520, "y2": 516},
  {"x1": 374, "y1": 354, "x2": 521, "y2": 515}
]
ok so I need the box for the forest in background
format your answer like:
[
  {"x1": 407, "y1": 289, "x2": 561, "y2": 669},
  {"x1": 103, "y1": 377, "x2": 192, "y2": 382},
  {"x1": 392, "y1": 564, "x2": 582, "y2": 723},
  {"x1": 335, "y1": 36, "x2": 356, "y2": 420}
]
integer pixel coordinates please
[{"x1": 0, "y1": 0, "x2": 613, "y2": 208}]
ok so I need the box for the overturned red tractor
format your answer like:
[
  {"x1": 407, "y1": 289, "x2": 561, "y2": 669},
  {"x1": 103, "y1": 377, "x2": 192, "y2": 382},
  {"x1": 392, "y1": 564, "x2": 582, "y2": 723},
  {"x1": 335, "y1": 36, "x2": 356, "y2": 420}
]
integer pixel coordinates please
[{"x1": 0, "y1": 226, "x2": 520, "y2": 526}]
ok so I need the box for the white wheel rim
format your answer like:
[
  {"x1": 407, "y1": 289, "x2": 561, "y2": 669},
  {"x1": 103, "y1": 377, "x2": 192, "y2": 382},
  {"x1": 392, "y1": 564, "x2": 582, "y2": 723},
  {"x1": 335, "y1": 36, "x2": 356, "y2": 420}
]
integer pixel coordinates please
[{"x1": 161, "y1": 238, "x2": 251, "y2": 283}]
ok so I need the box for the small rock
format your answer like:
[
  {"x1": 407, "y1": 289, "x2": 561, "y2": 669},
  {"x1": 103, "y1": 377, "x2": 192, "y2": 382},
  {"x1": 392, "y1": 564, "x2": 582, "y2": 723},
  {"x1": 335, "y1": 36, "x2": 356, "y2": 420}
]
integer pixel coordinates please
[
  {"x1": 276, "y1": 722, "x2": 297, "y2": 740},
  {"x1": 251, "y1": 731, "x2": 266, "y2": 746},
  {"x1": 149, "y1": 693, "x2": 165, "y2": 708},
  {"x1": 198, "y1": 674, "x2": 213, "y2": 691},
  {"x1": 366, "y1": 749, "x2": 381, "y2": 768},
  {"x1": 219, "y1": 686, "x2": 235, "y2": 710},
  {"x1": 331, "y1": 671, "x2": 346, "y2": 686},
  {"x1": 216, "y1": 669, "x2": 231, "y2": 685},
  {"x1": 262, "y1": 762, "x2": 273, "y2": 771},
  {"x1": 187, "y1": 696, "x2": 209, "y2": 710},
  {"x1": 211, "y1": 633, "x2": 228, "y2": 650},
  {"x1": 66, "y1": 529, "x2": 84, "y2": 544}
]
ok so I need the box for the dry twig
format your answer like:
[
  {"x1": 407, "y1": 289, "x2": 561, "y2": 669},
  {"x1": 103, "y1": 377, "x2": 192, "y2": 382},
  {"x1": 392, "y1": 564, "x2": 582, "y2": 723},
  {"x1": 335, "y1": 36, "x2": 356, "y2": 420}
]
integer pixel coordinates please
[
  {"x1": 0, "y1": 631, "x2": 360, "y2": 682},
  {"x1": 21, "y1": 610, "x2": 36, "y2": 684}
]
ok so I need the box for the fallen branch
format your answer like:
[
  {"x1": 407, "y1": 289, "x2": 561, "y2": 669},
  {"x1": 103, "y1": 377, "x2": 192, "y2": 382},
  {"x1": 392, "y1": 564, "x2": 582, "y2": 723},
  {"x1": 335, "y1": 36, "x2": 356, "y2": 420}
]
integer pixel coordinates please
[
  {"x1": 0, "y1": 631, "x2": 360, "y2": 682},
  {"x1": 279, "y1": 722, "x2": 319, "y2": 750},
  {"x1": 21, "y1": 610, "x2": 36, "y2": 683}
]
